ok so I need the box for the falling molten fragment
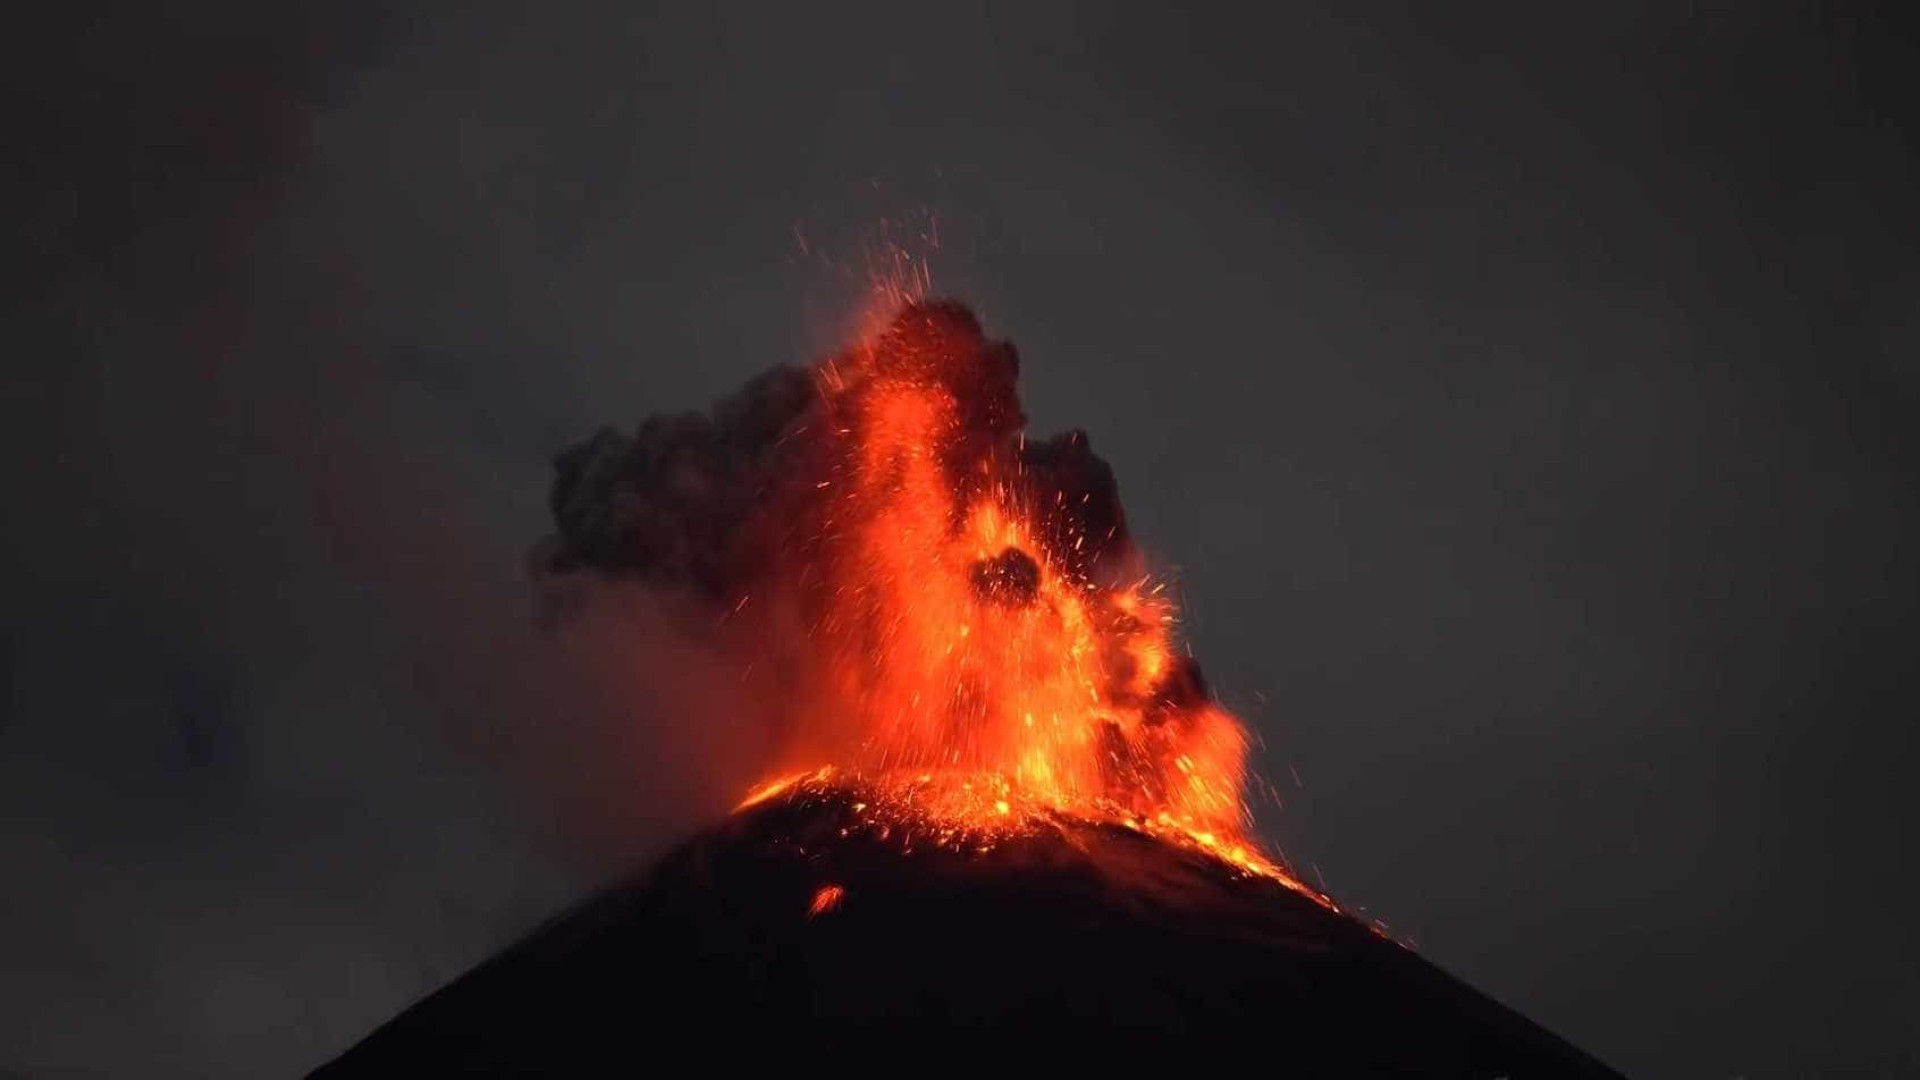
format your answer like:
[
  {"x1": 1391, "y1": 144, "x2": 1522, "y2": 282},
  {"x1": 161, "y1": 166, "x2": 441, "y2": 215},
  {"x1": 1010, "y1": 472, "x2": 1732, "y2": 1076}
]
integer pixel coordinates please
[
  {"x1": 535, "y1": 301, "x2": 1293, "y2": 885},
  {"x1": 806, "y1": 884, "x2": 845, "y2": 918}
]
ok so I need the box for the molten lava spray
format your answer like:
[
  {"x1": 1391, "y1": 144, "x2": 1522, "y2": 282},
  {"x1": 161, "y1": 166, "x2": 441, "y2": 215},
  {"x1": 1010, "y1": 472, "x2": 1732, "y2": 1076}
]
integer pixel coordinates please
[{"x1": 536, "y1": 302, "x2": 1307, "y2": 891}]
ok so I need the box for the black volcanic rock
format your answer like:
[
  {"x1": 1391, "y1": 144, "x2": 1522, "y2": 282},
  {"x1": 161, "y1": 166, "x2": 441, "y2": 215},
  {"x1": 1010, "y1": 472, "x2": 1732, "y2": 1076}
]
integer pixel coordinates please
[{"x1": 312, "y1": 788, "x2": 1623, "y2": 1076}]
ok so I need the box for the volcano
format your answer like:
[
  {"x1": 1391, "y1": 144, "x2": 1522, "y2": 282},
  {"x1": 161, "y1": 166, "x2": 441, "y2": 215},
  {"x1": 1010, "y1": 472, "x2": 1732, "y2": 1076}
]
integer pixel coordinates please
[
  {"x1": 312, "y1": 777, "x2": 1621, "y2": 1076},
  {"x1": 313, "y1": 301, "x2": 1624, "y2": 1075}
]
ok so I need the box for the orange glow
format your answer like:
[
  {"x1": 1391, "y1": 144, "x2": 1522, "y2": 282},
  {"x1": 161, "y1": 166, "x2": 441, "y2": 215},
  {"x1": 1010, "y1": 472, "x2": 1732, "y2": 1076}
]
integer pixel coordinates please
[
  {"x1": 734, "y1": 303, "x2": 1322, "y2": 902},
  {"x1": 808, "y1": 885, "x2": 847, "y2": 919},
  {"x1": 735, "y1": 767, "x2": 834, "y2": 812}
]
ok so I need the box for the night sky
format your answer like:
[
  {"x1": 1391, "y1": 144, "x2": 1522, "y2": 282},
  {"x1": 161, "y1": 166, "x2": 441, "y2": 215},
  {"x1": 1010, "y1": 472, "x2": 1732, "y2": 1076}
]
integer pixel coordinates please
[{"x1": 6, "y1": 4, "x2": 1917, "y2": 1077}]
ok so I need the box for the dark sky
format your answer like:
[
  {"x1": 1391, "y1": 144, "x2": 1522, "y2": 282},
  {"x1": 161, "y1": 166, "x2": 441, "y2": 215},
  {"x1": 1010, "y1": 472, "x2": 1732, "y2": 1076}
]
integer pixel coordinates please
[{"x1": 6, "y1": 3, "x2": 1917, "y2": 1077}]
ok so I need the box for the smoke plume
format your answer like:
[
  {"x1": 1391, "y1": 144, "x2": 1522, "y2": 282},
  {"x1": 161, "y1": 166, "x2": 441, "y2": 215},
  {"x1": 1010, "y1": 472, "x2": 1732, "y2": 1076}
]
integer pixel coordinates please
[{"x1": 534, "y1": 302, "x2": 1135, "y2": 594}]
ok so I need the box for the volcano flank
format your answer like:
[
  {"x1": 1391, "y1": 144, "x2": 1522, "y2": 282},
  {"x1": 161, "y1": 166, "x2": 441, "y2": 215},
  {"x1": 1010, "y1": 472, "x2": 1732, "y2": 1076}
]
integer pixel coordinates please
[{"x1": 312, "y1": 779, "x2": 1622, "y2": 1075}]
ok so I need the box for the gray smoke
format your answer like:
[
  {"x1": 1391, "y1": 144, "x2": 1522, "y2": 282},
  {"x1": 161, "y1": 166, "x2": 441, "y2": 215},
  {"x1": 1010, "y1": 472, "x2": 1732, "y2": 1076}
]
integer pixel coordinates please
[{"x1": 532, "y1": 301, "x2": 1138, "y2": 607}]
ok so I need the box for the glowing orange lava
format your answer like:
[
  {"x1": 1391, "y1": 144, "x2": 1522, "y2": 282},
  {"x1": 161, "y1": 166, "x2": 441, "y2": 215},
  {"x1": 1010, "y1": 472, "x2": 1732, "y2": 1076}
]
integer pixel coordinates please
[
  {"x1": 735, "y1": 302, "x2": 1318, "y2": 900},
  {"x1": 807, "y1": 885, "x2": 846, "y2": 918}
]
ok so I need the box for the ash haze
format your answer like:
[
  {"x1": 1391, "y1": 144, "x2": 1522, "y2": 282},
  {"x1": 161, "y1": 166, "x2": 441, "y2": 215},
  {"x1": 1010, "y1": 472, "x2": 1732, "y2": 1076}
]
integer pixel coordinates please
[{"x1": 5, "y1": 4, "x2": 1917, "y2": 1077}]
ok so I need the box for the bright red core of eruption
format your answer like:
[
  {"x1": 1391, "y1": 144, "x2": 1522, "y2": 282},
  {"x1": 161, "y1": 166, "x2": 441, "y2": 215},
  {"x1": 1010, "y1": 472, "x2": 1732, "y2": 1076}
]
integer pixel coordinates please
[{"x1": 738, "y1": 304, "x2": 1307, "y2": 889}]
